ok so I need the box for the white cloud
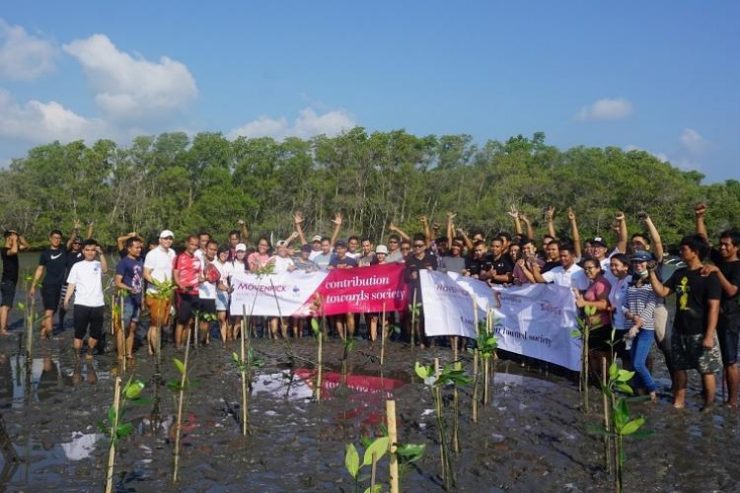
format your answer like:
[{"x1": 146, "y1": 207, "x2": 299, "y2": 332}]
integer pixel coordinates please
[
  {"x1": 576, "y1": 98, "x2": 633, "y2": 121},
  {"x1": 63, "y1": 34, "x2": 197, "y2": 122},
  {"x1": 230, "y1": 107, "x2": 356, "y2": 140},
  {"x1": 623, "y1": 145, "x2": 668, "y2": 163},
  {"x1": 680, "y1": 128, "x2": 708, "y2": 155},
  {"x1": 0, "y1": 19, "x2": 57, "y2": 80},
  {"x1": 0, "y1": 88, "x2": 106, "y2": 143}
]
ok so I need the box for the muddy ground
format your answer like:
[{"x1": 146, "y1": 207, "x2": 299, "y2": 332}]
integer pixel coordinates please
[{"x1": 0, "y1": 317, "x2": 738, "y2": 493}]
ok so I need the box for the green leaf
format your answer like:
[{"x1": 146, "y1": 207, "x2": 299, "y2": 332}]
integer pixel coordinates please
[
  {"x1": 608, "y1": 362, "x2": 618, "y2": 380},
  {"x1": 166, "y1": 379, "x2": 183, "y2": 392},
  {"x1": 345, "y1": 443, "x2": 360, "y2": 479},
  {"x1": 116, "y1": 422, "x2": 134, "y2": 439},
  {"x1": 570, "y1": 329, "x2": 581, "y2": 338},
  {"x1": 396, "y1": 443, "x2": 425, "y2": 463},
  {"x1": 414, "y1": 361, "x2": 430, "y2": 380},
  {"x1": 17, "y1": 302, "x2": 26, "y2": 310},
  {"x1": 363, "y1": 486, "x2": 383, "y2": 493},
  {"x1": 614, "y1": 399, "x2": 630, "y2": 429},
  {"x1": 173, "y1": 358, "x2": 186, "y2": 375},
  {"x1": 311, "y1": 318, "x2": 320, "y2": 336},
  {"x1": 363, "y1": 437, "x2": 389, "y2": 466},
  {"x1": 616, "y1": 383, "x2": 634, "y2": 395},
  {"x1": 107, "y1": 406, "x2": 116, "y2": 424},
  {"x1": 232, "y1": 352, "x2": 241, "y2": 364},
  {"x1": 619, "y1": 417, "x2": 645, "y2": 436},
  {"x1": 584, "y1": 305, "x2": 596, "y2": 316},
  {"x1": 616, "y1": 370, "x2": 635, "y2": 383},
  {"x1": 123, "y1": 379, "x2": 144, "y2": 399}
]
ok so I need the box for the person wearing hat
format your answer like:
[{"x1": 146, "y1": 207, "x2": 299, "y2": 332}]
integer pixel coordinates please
[
  {"x1": 623, "y1": 250, "x2": 659, "y2": 401},
  {"x1": 294, "y1": 243, "x2": 319, "y2": 272},
  {"x1": 143, "y1": 229, "x2": 176, "y2": 354}
]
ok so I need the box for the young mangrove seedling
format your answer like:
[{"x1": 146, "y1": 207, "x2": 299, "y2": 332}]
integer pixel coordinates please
[
  {"x1": 415, "y1": 361, "x2": 470, "y2": 491},
  {"x1": 310, "y1": 318, "x2": 323, "y2": 401},
  {"x1": 100, "y1": 377, "x2": 147, "y2": 493},
  {"x1": 345, "y1": 435, "x2": 390, "y2": 493},
  {"x1": 571, "y1": 304, "x2": 597, "y2": 414}
]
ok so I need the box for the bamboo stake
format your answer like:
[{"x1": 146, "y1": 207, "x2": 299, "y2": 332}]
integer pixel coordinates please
[
  {"x1": 386, "y1": 400, "x2": 400, "y2": 493},
  {"x1": 317, "y1": 315, "x2": 325, "y2": 401},
  {"x1": 471, "y1": 298, "x2": 479, "y2": 424},
  {"x1": 240, "y1": 316, "x2": 248, "y2": 436},
  {"x1": 172, "y1": 326, "x2": 191, "y2": 482},
  {"x1": 370, "y1": 452, "x2": 378, "y2": 492},
  {"x1": 380, "y1": 302, "x2": 387, "y2": 367},
  {"x1": 452, "y1": 337, "x2": 460, "y2": 453},
  {"x1": 105, "y1": 377, "x2": 122, "y2": 493},
  {"x1": 602, "y1": 357, "x2": 611, "y2": 474},
  {"x1": 410, "y1": 289, "x2": 417, "y2": 347}
]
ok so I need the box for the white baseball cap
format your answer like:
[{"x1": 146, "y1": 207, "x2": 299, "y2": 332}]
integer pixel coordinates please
[
  {"x1": 235, "y1": 243, "x2": 247, "y2": 252},
  {"x1": 159, "y1": 229, "x2": 175, "y2": 239},
  {"x1": 375, "y1": 245, "x2": 389, "y2": 254}
]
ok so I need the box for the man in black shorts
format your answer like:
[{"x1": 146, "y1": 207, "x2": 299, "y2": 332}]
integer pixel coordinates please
[
  {"x1": 30, "y1": 230, "x2": 68, "y2": 339},
  {"x1": 649, "y1": 234, "x2": 722, "y2": 410},
  {"x1": 1, "y1": 230, "x2": 29, "y2": 335}
]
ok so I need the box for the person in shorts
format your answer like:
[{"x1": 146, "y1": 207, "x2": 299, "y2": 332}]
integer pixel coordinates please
[
  {"x1": 114, "y1": 237, "x2": 144, "y2": 360},
  {"x1": 173, "y1": 235, "x2": 201, "y2": 349},
  {"x1": 1, "y1": 230, "x2": 29, "y2": 335},
  {"x1": 30, "y1": 230, "x2": 68, "y2": 339},
  {"x1": 649, "y1": 234, "x2": 722, "y2": 410},
  {"x1": 143, "y1": 230, "x2": 177, "y2": 354},
  {"x1": 63, "y1": 239, "x2": 108, "y2": 359}
]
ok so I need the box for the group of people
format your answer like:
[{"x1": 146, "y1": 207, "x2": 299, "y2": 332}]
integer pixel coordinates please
[{"x1": 1, "y1": 203, "x2": 737, "y2": 409}]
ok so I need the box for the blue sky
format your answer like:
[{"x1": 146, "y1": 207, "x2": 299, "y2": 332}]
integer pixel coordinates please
[{"x1": 1, "y1": 1, "x2": 738, "y2": 183}]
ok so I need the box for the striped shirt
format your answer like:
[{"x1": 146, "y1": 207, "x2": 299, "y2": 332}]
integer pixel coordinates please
[{"x1": 624, "y1": 282, "x2": 657, "y2": 330}]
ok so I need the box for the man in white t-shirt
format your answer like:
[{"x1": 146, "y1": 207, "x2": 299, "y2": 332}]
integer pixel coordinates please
[
  {"x1": 532, "y1": 242, "x2": 588, "y2": 291},
  {"x1": 63, "y1": 239, "x2": 108, "y2": 359},
  {"x1": 197, "y1": 240, "x2": 219, "y2": 344},
  {"x1": 143, "y1": 229, "x2": 177, "y2": 354}
]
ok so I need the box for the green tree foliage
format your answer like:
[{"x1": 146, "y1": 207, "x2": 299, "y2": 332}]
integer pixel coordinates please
[{"x1": 1, "y1": 131, "x2": 736, "y2": 247}]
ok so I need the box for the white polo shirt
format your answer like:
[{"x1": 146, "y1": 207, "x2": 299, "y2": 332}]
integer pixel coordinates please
[
  {"x1": 144, "y1": 246, "x2": 176, "y2": 294},
  {"x1": 542, "y1": 263, "x2": 589, "y2": 291}
]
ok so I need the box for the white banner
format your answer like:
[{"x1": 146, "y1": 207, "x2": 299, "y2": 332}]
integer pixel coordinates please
[
  {"x1": 419, "y1": 270, "x2": 478, "y2": 339},
  {"x1": 423, "y1": 272, "x2": 581, "y2": 371},
  {"x1": 229, "y1": 270, "x2": 328, "y2": 317}
]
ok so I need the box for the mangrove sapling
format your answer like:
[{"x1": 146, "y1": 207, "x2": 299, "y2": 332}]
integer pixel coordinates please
[
  {"x1": 415, "y1": 361, "x2": 470, "y2": 491},
  {"x1": 310, "y1": 318, "x2": 323, "y2": 401},
  {"x1": 593, "y1": 361, "x2": 652, "y2": 493},
  {"x1": 231, "y1": 317, "x2": 263, "y2": 435},
  {"x1": 571, "y1": 304, "x2": 597, "y2": 414},
  {"x1": 345, "y1": 436, "x2": 390, "y2": 493},
  {"x1": 169, "y1": 328, "x2": 193, "y2": 483},
  {"x1": 409, "y1": 291, "x2": 421, "y2": 347},
  {"x1": 101, "y1": 377, "x2": 147, "y2": 493},
  {"x1": 477, "y1": 330, "x2": 498, "y2": 406},
  {"x1": 341, "y1": 337, "x2": 355, "y2": 386}
]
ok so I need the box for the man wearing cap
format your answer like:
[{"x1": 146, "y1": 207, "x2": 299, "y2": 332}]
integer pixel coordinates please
[
  {"x1": 294, "y1": 244, "x2": 319, "y2": 272},
  {"x1": 143, "y1": 229, "x2": 177, "y2": 354},
  {"x1": 309, "y1": 235, "x2": 323, "y2": 261}
]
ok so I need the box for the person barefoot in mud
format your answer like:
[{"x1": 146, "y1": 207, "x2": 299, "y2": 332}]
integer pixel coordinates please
[
  {"x1": 63, "y1": 239, "x2": 108, "y2": 359},
  {"x1": 1, "y1": 230, "x2": 29, "y2": 336},
  {"x1": 695, "y1": 204, "x2": 740, "y2": 408},
  {"x1": 30, "y1": 230, "x2": 68, "y2": 339},
  {"x1": 114, "y1": 237, "x2": 145, "y2": 361},
  {"x1": 648, "y1": 234, "x2": 722, "y2": 410},
  {"x1": 173, "y1": 235, "x2": 201, "y2": 349},
  {"x1": 143, "y1": 230, "x2": 177, "y2": 354}
]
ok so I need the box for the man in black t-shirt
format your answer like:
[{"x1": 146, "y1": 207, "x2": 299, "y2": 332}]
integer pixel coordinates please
[
  {"x1": 649, "y1": 234, "x2": 722, "y2": 410},
  {"x1": 30, "y1": 230, "x2": 68, "y2": 339},
  {"x1": 485, "y1": 237, "x2": 514, "y2": 285},
  {"x1": 1, "y1": 230, "x2": 29, "y2": 335}
]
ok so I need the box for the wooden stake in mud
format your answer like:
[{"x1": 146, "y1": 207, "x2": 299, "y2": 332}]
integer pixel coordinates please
[
  {"x1": 240, "y1": 315, "x2": 249, "y2": 436},
  {"x1": 602, "y1": 357, "x2": 611, "y2": 474},
  {"x1": 452, "y1": 337, "x2": 460, "y2": 453},
  {"x1": 380, "y1": 302, "x2": 387, "y2": 367},
  {"x1": 471, "y1": 299, "x2": 480, "y2": 424},
  {"x1": 386, "y1": 400, "x2": 400, "y2": 493},
  {"x1": 172, "y1": 326, "x2": 192, "y2": 482},
  {"x1": 410, "y1": 289, "x2": 418, "y2": 348},
  {"x1": 105, "y1": 377, "x2": 122, "y2": 493}
]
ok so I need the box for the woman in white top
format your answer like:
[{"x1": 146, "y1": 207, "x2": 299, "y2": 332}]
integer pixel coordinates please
[
  {"x1": 214, "y1": 245, "x2": 231, "y2": 343},
  {"x1": 227, "y1": 244, "x2": 248, "y2": 340}
]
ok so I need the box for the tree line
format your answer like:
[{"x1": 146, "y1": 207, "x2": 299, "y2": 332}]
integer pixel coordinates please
[{"x1": 1, "y1": 129, "x2": 737, "y2": 249}]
